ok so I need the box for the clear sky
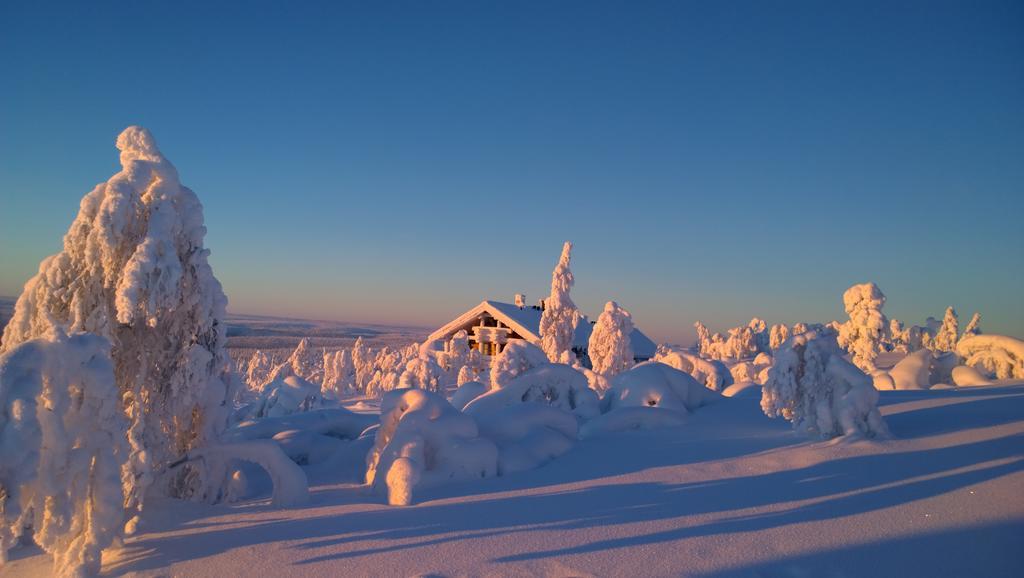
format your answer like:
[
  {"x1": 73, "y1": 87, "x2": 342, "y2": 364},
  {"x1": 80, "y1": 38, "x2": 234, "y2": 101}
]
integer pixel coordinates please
[{"x1": 1, "y1": 0, "x2": 1022, "y2": 344}]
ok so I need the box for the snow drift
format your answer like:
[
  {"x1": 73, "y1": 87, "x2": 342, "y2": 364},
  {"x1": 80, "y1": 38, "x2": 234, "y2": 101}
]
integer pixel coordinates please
[{"x1": 464, "y1": 364, "x2": 601, "y2": 420}]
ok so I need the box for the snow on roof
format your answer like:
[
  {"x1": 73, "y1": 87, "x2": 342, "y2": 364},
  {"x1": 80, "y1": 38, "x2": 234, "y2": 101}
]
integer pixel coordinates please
[{"x1": 428, "y1": 300, "x2": 657, "y2": 358}]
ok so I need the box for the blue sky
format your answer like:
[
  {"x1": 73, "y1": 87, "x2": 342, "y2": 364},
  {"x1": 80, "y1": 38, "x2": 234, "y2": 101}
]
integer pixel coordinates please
[{"x1": 1, "y1": 0, "x2": 1022, "y2": 344}]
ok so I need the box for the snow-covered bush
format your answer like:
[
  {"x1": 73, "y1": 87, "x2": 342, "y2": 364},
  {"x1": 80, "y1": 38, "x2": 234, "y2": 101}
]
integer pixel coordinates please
[
  {"x1": 888, "y1": 349, "x2": 933, "y2": 390},
  {"x1": 651, "y1": 346, "x2": 733, "y2": 391},
  {"x1": 730, "y1": 361, "x2": 758, "y2": 383},
  {"x1": 365, "y1": 389, "x2": 497, "y2": 506},
  {"x1": 539, "y1": 242, "x2": 580, "y2": 363},
  {"x1": 490, "y1": 340, "x2": 548, "y2": 389},
  {"x1": 465, "y1": 364, "x2": 601, "y2": 420},
  {"x1": 0, "y1": 127, "x2": 234, "y2": 506},
  {"x1": 398, "y1": 356, "x2": 444, "y2": 393},
  {"x1": 951, "y1": 366, "x2": 993, "y2": 387},
  {"x1": 456, "y1": 365, "x2": 474, "y2": 386},
  {"x1": 0, "y1": 331, "x2": 129, "y2": 577},
  {"x1": 244, "y1": 375, "x2": 322, "y2": 419},
  {"x1": 449, "y1": 380, "x2": 488, "y2": 411},
  {"x1": 761, "y1": 331, "x2": 889, "y2": 439},
  {"x1": 932, "y1": 307, "x2": 959, "y2": 353},
  {"x1": 601, "y1": 362, "x2": 720, "y2": 415},
  {"x1": 587, "y1": 301, "x2": 634, "y2": 377},
  {"x1": 475, "y1": 404, "x2": 578, "y2": 474},
  {"x1": 836, "y1": 282, "x2": 889, "y2": 371},
  {"x1": 956, "y1": 334, "x2": 1024, "y2": 380}
]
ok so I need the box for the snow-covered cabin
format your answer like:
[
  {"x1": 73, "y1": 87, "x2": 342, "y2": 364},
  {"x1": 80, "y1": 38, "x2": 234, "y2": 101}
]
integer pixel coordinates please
[{"x1": 427, "y1": 299, "x2": 657, "y2": 362}]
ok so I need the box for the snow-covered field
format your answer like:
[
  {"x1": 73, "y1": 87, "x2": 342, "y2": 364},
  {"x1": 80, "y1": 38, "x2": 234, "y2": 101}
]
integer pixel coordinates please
[{"x1": 4, "y1": 382, "x2": 1022, "y2": 578}]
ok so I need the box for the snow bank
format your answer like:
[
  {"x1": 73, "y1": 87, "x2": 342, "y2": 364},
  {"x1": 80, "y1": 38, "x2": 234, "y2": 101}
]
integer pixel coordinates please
[
  {"x1": 475, "y1": 404, "x2": 578, "y2": 474},
  {"x1": 601, "y1": 362, "x2": 720, "y2": 415},
  {"x1": 580, "y1": 406, "x2": 687, "y2": 439},
  {"x1": 762, "y1": 331, "x2": 890, "y2": 440},
  {"x1": 888, "y1": 349, "x2": 933, "y2": 390},
  {"x1": 0, "y1": 332, "x2": 129, "y2": 577},
  {"x1": 366, "y1": 389, "x2": 497, "y2": 505},
  {"x1": 652, "y1": 348, "x2": 733, "y2": 391},
  {"x1": 722, "y1": 381, "x2": 762, "y2": 398},
  {"x1": 224, "y1": 408, "x2": 376, "y2": 443},
  {"x1": 951, "y1": 365, "x2": 993, "y2": 387},
  {"x1": 464, "y1": 364, "x2": 600, "y2": 420},
  {"x1": 449, "y1": 380, "x2": 488, "y2": 411},
  {"x1": 956, "y1": 334, "x2": 1024, "y2": 380}
]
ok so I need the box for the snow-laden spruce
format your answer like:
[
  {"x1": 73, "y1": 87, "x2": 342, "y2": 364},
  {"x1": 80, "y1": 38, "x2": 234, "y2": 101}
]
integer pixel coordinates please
[
  {"x1": 932, "y1": 307, "x2": 959, "y2": 353},
  {"x1": 587, "y1": 301, "x2": 634, "y2": 378},
  {"x1": 956, "y1": 334, "x2": 1024, "y2": 380},
  {"x1": 0, "y1": 127, "x2": 234, "y2": 508},
  {"x1": 836, "y1": 282, "x2": 889, "y2": 371},
  {"x1": 366, "y1": 389, "x2": 497, "y2": 506},
  {"x1": 539, "y1": 242, "x2": 580, "y2": 363},
  {"x1": 0, "y1": 331, "x2": 129, "y2": 577},
  {"x1": 761, "y1": 330, "x2": 889, "y2": 440}
]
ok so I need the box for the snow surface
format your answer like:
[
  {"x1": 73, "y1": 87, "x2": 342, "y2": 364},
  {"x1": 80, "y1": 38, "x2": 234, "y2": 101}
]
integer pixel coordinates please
[{"x1": 4, "y1": 382, "x2": 1021, "y2": 577}]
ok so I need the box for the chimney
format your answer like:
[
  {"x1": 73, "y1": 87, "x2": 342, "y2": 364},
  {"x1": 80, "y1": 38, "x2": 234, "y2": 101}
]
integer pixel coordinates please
[{"x1": 515, "y1": 293, "x2": 526, "y2": 309}]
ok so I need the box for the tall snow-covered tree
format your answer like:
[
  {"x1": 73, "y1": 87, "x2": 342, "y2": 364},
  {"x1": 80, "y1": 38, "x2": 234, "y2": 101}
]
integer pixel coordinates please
[
  {"x1": 352, "y1": 337, "x2": 373, "y2": 392},
  {"x1": 694, "y1": 321, "x2": 711, "y2": 355},
  {"x1": 0, "y1": 127, "x2": 233, "y2": 506},
  {"x1": 539, "y1": 242, "x2": 579, "y2": 363},
  {"x1": 960, "y1": 312, "x2": 982, "y2": 342},
  {"x1": 769, "y1": 323, "x2": 790, "y2": 351},
  {"x1": 933, "y1": 307, "x2": 959, "y2": 353},
  {"x1": 836, "y1": 282, "x2": 888, "y2": 371},
  {"x1": 588, "y1": 301, "x2": 635, "y2": 377}
]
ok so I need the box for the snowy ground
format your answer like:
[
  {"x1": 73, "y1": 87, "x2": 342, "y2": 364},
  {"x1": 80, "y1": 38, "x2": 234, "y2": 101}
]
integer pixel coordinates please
[{"x1": 5, "y1": 383, "x2": 1022, "y2": 577}]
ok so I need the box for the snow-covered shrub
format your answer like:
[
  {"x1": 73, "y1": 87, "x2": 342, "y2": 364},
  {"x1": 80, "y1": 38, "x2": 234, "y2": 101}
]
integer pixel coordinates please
[
  {"x1": 475, "y1": 404, "x2": 577, "y2": 474},
  {"x1": 587, "y1": 301, "x2": 634, "y2": 377},
  {"x1": 0, "y1": 331, "x2": 129, "y2": 577},
  {"x1": 465, "y1": 364, "x2": 601, "y2": 420},
  {"x1": 601, "y1": 362, "x2": 719, "y2": 415},
  {"x1": 456, "y1": 365, "x2": 474, "y2": 386},
  {"x1": 398, "y1": 356, "x2": 444, "y2": 393},
  {"x1": 836, "y1": 282, "x2": 889, "y2": 371},
  {"x1": 761, "y1": 331, "x2": 889, "y2": 440},
  {"x1": 888, "y1": 349, "x2": 933, "y2": 390},
  {"x1": 490, "y1": 340, "x2": 548, "y2": 389},
  {"x1": 651, "y1": 346, "x2": 733, "y2": 391},
  {"x1": 0, "y1": 127, "x2": 234, "y2": 506},
  {"x1": 579, "y1": 366, "x2": 611, "y2": 394},
  {"x1": 769, "y1": 323, "x2": 790, "y2": 351},
  {"x1": 956, "y1": 335, "x2": 1024, "y2": 380},
  {"x1": 730, "y1": 362, "x2": 758, "y2": 383},
  {"x1": 242, "y1": 375, "x2": 322, "y2": 420},
  {"x1": 449, "y1": 381, "x2": 488, "y2": 411},
  {"x1": 322, "y1": 348, "x2": 353, "y2": 399},
  {"x1": 365, "y1": 389, "x2": 497, "y2": 506},
  {"x1": 932, "y1": 307, "x2": 959, "y2": 353},
  {"x1": 539, "y1": 242, "x2": 580, "y2": 364}
]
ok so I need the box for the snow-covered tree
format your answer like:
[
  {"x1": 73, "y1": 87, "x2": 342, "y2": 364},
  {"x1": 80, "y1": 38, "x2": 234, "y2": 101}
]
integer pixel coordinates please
[
  {"x1": 539, "y1": 242, "x2": 580, "y2": 363},
  {"x1": 456, "y1": 365, "x2": 475, "y2": 386},
  {"x1": 761, "y1": 330, "x2": 889, "y2": 439},
  {"x1": 932, "y1": 307, "x2": 959, "y2": 353},
  {"x1": 0, "y1": 331, "x2": 130, "y2": 577},
  {"x1": 960, "y1": 312, "x2": 982, "y2": 342},
  {"x1": 0, "y1": 127, "x2": 234, "y2": 507},
  {"x1": 769, "y1": 323, "x2": 790, "y2": 351},
  {"x1": 398, "y1": 356, "x2": 444, "y2": 393},
  {"x1": 888, "y1": 319, "x2": 908, "y2": 353},
  {"x1": 694, "y1": 321, "x2": 711, "y2": 354},
  {"x1": 836, "y1": 282, "x2": 889, "y2": 371},
  {"x1": 352, "y1": 337, "x2": 373, "y2": 393},
  {"x1": 321, "y1": 348, "x2": 353, "y2": 398},
  {"x1": 245, "y1": 350, "x2": 272, "y2": 391},
  {"x1": 490, "y1": 340, "x2": 549, "y2": 389},
  {"x1": 588, "y1": 301, "x2": 635, "y2": 377}
]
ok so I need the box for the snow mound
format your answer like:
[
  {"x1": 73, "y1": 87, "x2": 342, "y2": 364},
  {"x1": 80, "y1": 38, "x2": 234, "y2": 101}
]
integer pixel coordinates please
[
  {"x1": 475, "y1": 404, "x2": 578, "y2": 474},
  {"x1": 366, "y1": 389, "x2": 497, "y2": 506},
  {"x1": 652, "y1": 348, "x2": 733, "y2": 391},
  {"x1": 888, "y1": 349, "x2": 933, "y2": 390},
  {"x1": 722, "y1": 380, "x2": 762, "y2": 398},
  {"x1": 580, "y1": 406, "x2": 687, "y2": 439},
  {"x1": 464, "y1": 364, "x2": 600, "y2": 420},
  {"x1": 449, "y1": 380, "x2": 488, "y2": 411},
  {"x1": 956, "y1": 334, "x2": 1024, "y2": 380},
  {"x1": 951, "y1": 365, "x2": 993, "y2": 387},
  {"x1": 762, "y1": 331, "x2": 890, "y2": 440},
  {"x1": 0, "y1": 332, "x2": 129, "y2": 577},
  {"x1": 224, "y1": 407, "x2": 376, "y2": 443},
  {"x1": 602, "y1": 362, "x2": 720, "y2": 414},
  {"x1": 191, "y1": 441, "x2": 309, "y2": 508}
]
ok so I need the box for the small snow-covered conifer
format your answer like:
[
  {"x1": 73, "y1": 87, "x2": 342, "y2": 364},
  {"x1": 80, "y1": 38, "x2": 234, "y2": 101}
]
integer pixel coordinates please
[
  {"x1": 933, "y1": 307, "x2": 959, "y2": 353},
  {"x1": 539, "y1": 242, "x2": 579, "y2": 363},
  {"x1": 836, "y1": 282, "x2": 889, "y2": 371},
  {"x1": 588, "y1": 301, "x2": 635, "y2": 377},
  {"x1": 769, "y1": 323, "x2": 790, "y2": 351}
]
